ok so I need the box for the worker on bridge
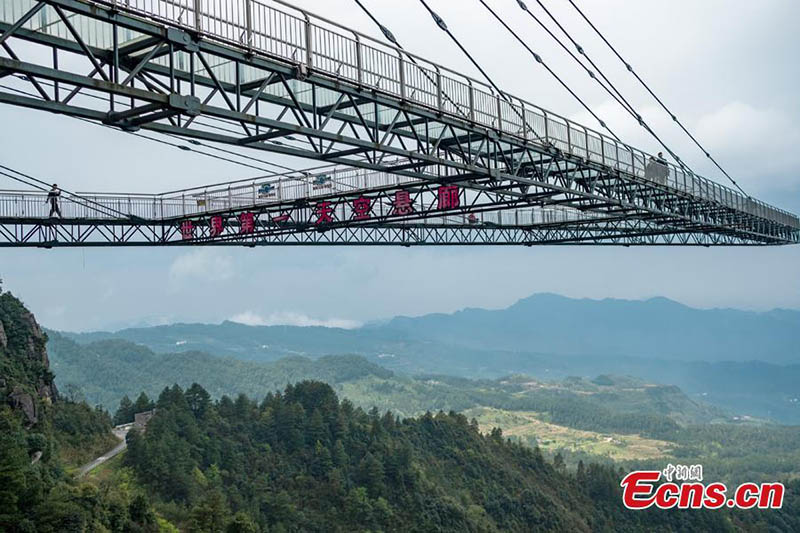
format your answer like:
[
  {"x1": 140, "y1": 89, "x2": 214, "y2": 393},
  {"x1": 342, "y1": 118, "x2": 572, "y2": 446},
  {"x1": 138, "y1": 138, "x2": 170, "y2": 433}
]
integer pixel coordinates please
[
  {"x1": 47, "y1": 184, "x2": 62, "y2": 218},
  {"x1": 646, "y1": 153, "x2": 669, "y2": 185}
]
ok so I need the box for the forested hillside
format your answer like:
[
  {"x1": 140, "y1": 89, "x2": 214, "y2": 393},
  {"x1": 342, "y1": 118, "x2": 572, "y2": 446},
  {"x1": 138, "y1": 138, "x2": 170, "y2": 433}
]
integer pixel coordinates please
[
  {"x1": 0, "y1": 286, "x2": 163, "y2": 531},
  {"x1": 123, "y1": 379, "x2": 756, "y2": 532},
  {"x1": 47, "y1": 331, "x2": 391, "y2": 409},
  {"x1": 48, "y1": 330, "x2": 800, "y2": 485},
  {"x1": 46, "y1": 332, "x2": 725, "y2": 430}
]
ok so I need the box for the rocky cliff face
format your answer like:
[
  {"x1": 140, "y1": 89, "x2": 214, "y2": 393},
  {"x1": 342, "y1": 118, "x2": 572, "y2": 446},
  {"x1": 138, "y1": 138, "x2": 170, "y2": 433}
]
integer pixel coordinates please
[
  {"x1": 0, "y1": 318, "x2": 7, "y2": 350},
  {"x1": 0, "y1": 290, "x2": 58, "y2": 427}
]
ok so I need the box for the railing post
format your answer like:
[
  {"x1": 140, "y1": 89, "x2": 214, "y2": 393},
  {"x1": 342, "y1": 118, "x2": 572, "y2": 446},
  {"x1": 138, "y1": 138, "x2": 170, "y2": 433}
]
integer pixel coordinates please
[
  {"x1": 496, "y1": 94, "x2": 502, "y2": 130},
  {"x1": 544, "y1": 111, "x2": 549, "y2": 143},
  {"x1": 584, "y1": 128, "x2": 589, "y2": 159},
  {"x1": 435, "y1": 68, "x2": 443, "y2": 112},
  {"x1": 245, "y1": 0, "x2": 253, "y2": 48},
  {"x1": 600, "y1": 136, "x2": 606, "y2": 165},
  {"x1": 304, "y1": 15, "x2": 313, "y2": 72},
  {"x1": 194, "y1": 0, "x2": 202, "y2": 33},
  {"x1": 566, "y1": 122, "x2": 572, "y2": 154},
  {"x1": 468, "y1": 82, "x2": 475, "y2": 123},
  {"x1": 398, "y1": 52, "x2": 406, "y2": 101},
  {"x1": 521, "y1": 102, "x2": 528, "y2": 140},
  {"x1": 355, "y1": 35, "x2": 363, "y2": 86}
]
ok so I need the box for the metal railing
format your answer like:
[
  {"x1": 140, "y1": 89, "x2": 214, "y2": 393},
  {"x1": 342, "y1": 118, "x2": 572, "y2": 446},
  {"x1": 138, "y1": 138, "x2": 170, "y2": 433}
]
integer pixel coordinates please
[
  {"x1": 0, "y1": 183, "x2": 603, "y2": 228},
  {"x1": 157, "y1": 165, "x2": 421, "y2": 210},
  {"x1": 0, "y1": 162, "x2": 606, "y2": 226}
]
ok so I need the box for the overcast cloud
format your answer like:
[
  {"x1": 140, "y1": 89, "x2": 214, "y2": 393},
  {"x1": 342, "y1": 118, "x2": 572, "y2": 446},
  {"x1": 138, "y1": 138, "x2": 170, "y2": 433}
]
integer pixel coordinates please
[{"x1": 1, "y1": 0, "x2": 798, "y2": 331}]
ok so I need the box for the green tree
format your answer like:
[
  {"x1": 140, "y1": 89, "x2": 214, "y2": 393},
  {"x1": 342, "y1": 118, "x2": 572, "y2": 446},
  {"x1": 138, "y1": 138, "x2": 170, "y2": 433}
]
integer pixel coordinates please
[
  {"x1": 311, "y1": 441, "x2": 333, "y2": 478},
  {"x1": 185, "y1": 383, "x2": 211, "y2": 419},
  {"x1": 357, "y1": 452, "x2": 385, "y2": 497},
  {"x1": 133, "y1": 392, "x2": 154, "y2": 414},
  {"x1": 553, "y1": 452, "x2": 565, "y2": 472},
  {"x1": 332, "y1": 439, "x2": 348, "y2": 468},
  {"x1": 129, "y1": 493, "x2": 157, "y2": 528},
  {"x1": 0, "y1": 413, "x2": 28, "y2": 529},
  {"x1": 226, "y1": 511, "x2": 259, "y2": 533},
  {"x1": 344, "y1": 487, "x2": 373, "y2": 526},
  {"x1": 188, "y1": 489, "x2": 230, "y2": 533},
  {"x1": 114, "y1": 395, "x2": 134, "y2": 425},
  {"x1": 307, "y1": 409, "x2": 327, "y2": 446}
]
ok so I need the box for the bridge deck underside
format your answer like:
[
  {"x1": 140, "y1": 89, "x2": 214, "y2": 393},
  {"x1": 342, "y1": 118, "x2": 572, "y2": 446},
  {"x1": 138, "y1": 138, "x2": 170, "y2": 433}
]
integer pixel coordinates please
[{"x1": 0, "y1": 0, "x2": 797, "y2": 247}]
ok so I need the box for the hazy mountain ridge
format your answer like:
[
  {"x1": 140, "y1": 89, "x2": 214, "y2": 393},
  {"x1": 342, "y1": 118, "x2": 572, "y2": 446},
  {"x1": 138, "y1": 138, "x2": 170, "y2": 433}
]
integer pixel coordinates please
[
  {"x1": 66, "y1": 293, "x2": 800, "y2": 364},
  {"x1": 382, "y1": 293, "x2": 800, "y2": 363},
  {"x1": 54, "y1": 293, "x2": 800, "y2": 423}
]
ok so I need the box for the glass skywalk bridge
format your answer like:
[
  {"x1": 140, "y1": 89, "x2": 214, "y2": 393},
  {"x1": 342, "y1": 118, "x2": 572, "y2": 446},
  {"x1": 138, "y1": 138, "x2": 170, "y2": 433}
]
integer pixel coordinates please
[{"x1": 0, "y1": 0, "x2": 797, "y2": 246}]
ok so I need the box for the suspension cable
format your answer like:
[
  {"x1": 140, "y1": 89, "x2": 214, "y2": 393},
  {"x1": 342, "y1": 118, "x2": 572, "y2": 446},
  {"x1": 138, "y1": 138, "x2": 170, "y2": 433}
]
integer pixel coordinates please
[
  {"x1": 564, "y1": 0, "x2": 748, "y2": 196},
  {"x1": 418, "y1": 0, "x2": 510, "y2": 102},
  {"x1": 353, "y1": 0, "x2": 399, "y2": 46},
  {"x1": 519, "y1": 0, "x2": 690, "y2": 173},
  {"x1": 523, "y1": 1, "x2": 635, "y2": 117},
  {"x1": 416, "y1": 0, "x2": 559, "y2": 145},
  {"x1": 477, "y1": 0, "x2": 621, "y2": 142},
  {"x1": 352, "y1": 0, "x2": 470, "y2": 119}
]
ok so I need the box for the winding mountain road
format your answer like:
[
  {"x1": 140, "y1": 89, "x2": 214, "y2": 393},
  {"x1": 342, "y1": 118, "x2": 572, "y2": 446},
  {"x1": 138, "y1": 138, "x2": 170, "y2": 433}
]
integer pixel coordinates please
[{"x1": 76, "y1": 424, "x2": 131, "y2": 478}]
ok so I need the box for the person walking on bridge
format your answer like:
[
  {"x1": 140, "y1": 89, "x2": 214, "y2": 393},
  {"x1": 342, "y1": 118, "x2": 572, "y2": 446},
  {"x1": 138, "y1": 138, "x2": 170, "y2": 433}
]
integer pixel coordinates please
[{"x1": 47, "y1": 184, "x2": 62, "y2": 218}]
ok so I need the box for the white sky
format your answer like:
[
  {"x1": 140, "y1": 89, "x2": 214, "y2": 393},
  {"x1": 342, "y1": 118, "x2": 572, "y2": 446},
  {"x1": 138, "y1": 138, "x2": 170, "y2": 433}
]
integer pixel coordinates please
[{"x1": 1, "y1": 0, "x2": 799, "y2": 331}]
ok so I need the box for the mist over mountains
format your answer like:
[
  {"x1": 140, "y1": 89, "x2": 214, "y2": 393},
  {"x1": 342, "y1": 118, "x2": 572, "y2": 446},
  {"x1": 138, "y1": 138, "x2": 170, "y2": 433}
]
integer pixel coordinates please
[
  {"x1": 69, "y1": 293, "x2": 799, "y2": 364},
  {"x1": 57, "y1": 293, "x2": 800, "y2": 423},
  {"x1": 379, "y1": 293, "x2": 800, "y2": 363}
]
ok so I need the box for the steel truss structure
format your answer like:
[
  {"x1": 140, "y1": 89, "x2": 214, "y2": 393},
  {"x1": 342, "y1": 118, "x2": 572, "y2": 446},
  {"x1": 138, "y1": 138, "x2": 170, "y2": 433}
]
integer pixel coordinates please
[
  {"x1": 0, "y1": 0, "x2": 797, "y2": 247},
  {"x1": 0, "y1": 217, "x2": 773, "y2": 248}
]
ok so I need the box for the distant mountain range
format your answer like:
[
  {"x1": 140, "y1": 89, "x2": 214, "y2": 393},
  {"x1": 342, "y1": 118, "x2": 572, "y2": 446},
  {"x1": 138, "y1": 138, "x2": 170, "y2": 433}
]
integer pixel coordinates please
[
  {"x1": 57, "y1": 293, "x2": 800, "y2": 423},
  {"x1": 377, "y1": 293, "x2": 800, "y2": 364},
  {"x1": 68, "y1": 293, "x2": 799, "y2": 364}
]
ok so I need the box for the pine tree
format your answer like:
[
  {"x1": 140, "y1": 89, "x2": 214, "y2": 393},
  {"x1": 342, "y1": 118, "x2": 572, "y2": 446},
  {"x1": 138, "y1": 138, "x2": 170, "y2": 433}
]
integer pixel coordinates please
[
  {"x1": 185, "y1": 384, "x2": 211, "y2": 419},
  {"x1": 113, "y1": 395, "x2": 134, "y2": 425},
  {"x1": 307, "y1": 409, "x2": 327, "y2": 446},
  {"x1": 129, "y1": 493, "x2": 157, "y2": 528},
  {"x1": 188, "y1": 489, "x2": 230, "y2": 533},
  {"x1": 332, "y1": 439, "x2": 349, "y2": 468},
  {"x1": 311, "y1": 441, "x2": 333, "y2": 478},
  {"x1": 358, "y1": 452, "x2": 385, "y2": 497},
  {"x1": 553, "y1": 452, "x2": 565, "y2": 472},
  {"x1": 133, "y1": 392, "x2": 154, "y2": 414},
  {"x1": 226, "y1": 512, "x2": 258, "y2": 533},
  {"x1": 0, "y1": 415, "x2": 28, "y2": 529}
]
